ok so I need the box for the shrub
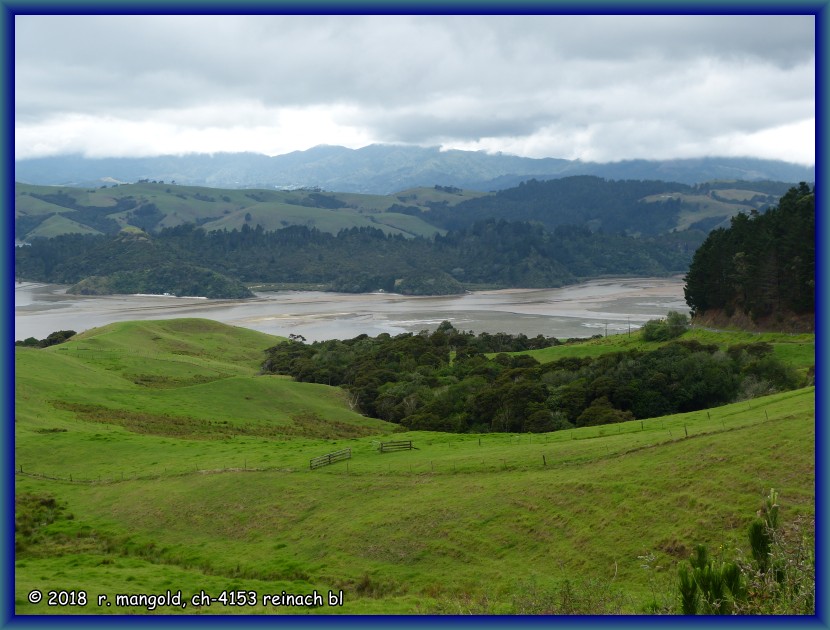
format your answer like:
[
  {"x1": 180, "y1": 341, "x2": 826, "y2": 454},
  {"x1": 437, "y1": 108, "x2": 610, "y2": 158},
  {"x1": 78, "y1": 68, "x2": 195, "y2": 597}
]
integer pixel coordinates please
[
  {"x1": 641, "y1": 311, "x2": 689, "y2": 341},
  {"x1": 677, "y1": 544, "x2": 744, "y2": 615},
  {"x1": 675, "y1": 489, "x2": 814, "y2": 616}
]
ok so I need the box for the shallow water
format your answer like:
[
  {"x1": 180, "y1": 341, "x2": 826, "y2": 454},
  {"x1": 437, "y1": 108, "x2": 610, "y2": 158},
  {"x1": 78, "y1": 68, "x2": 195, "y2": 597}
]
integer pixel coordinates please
[{"x1": 14, "y1": 276, "x2": 689, "y2": 342}]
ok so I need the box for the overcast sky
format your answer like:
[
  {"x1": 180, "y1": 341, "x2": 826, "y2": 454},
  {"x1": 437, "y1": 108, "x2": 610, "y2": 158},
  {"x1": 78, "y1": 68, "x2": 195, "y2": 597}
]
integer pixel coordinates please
[{"x1": 14, "y1": 14, "x2": 815, "y2": 165}]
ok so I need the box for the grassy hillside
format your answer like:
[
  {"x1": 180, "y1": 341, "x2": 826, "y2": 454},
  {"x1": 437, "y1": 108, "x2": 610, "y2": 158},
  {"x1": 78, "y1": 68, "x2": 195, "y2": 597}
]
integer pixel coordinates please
[
  {"x1": 641, "y1": 192, "x2": 758, "y2": 231},
  {"x1": 515, "y1": 327, "x2": 815, "y2": 374},
  {"x1": 14, "y1": 182, "x2": 479, "y2": 241},
  {"x1": 14, "y1": 320, "x2": 814, "y2": 615}
]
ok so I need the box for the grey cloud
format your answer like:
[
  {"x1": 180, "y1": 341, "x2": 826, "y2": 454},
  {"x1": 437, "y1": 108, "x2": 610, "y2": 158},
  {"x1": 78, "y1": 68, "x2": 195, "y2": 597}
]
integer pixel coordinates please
[
  {"x1": 359, "y1": 110, "x2": 557, "y2": 145},
  {"x1": 14, "y1": 14, "x2": 815, "y2": 163},
  {"x1": 17, "y1": 15, "x2": 814, "y2": 110}
]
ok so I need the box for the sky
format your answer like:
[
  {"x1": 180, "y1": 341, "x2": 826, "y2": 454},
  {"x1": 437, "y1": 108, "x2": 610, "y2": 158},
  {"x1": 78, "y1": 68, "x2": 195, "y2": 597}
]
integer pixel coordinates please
[{"x1": 14, "y1": 14, "x2": 816, "y2": 165}]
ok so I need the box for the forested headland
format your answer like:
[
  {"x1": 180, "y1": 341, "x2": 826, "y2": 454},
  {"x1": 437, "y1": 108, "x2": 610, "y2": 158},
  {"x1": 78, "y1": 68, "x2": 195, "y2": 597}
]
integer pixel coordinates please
[{"x1": 14, "y1": 219, "x2": 693, "y2": 297}]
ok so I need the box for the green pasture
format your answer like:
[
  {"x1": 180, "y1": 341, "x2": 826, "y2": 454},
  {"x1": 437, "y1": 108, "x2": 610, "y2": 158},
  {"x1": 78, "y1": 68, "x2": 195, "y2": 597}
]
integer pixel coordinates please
[
  {"x1": 14, "y1": 182, "x2": 453, "y2": 241},
  {"x1": 641, "y1": 192, "x2": 755, "y2": 232},
  {"x1": 516, "y1": 327, "x2": 815, "y2": 372},
  {"x1": 26, "y1": 214, "x2": 102, "y2": 239},
  {"x1": 14, "y1": 319, "x2": 815, "y2": 615}
]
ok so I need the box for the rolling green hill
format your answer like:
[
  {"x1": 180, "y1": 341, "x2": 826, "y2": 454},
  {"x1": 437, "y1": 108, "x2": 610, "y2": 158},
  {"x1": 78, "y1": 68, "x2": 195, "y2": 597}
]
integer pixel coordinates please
[
  {"x1": 14, "y1": 319, "x2": 814, "y2": 615},
  {"x1": 15, "y1": 178, "x2": 789, "y2": 242},
  {"x1": 14, "y1": 182, "x2": 484, "y2": 241}
]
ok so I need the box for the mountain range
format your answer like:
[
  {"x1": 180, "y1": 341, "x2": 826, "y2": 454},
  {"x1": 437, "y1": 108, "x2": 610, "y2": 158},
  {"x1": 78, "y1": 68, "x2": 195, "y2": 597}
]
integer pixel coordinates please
[{"x1": 14, "y1": 145, "x2": 815, "y2": 194}]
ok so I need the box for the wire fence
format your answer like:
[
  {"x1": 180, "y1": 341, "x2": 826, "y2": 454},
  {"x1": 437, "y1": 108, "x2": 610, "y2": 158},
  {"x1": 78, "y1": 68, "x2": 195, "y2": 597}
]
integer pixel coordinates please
[{"x1": 16, "y1": 403, "x2": 800, "y2": 484}]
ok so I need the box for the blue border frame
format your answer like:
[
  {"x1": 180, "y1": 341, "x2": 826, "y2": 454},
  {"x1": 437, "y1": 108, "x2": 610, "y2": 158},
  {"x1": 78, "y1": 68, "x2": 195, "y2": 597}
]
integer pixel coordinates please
[{"x1": 3, "y1": 3, "x2": 825, "y2": 629}]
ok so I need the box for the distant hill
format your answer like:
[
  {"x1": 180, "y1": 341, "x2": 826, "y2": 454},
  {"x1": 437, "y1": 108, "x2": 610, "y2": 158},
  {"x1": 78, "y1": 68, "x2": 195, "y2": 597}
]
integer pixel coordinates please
[
  {"x1": 14, "y1": 177, "x2": 794, "y2": 242},
  {"x1": 14, "y1": 181, "x2": 482, "y2": 241},
  {"x1": 15, "y1": 145, "x2": 815, "y2": 194},
  {"x1": 426, "y1": 176, "x2": 794, "y2": 237}
]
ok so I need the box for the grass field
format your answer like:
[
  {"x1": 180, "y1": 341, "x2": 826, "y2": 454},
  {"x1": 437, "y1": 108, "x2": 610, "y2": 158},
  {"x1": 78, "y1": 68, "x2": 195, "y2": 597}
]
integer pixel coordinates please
[
  {"x1": 14, "y1": 319, "x2": 815, "y2": 615},
  {"x1": 641, "y1": 191, "x2": 758, "y2": 232}
]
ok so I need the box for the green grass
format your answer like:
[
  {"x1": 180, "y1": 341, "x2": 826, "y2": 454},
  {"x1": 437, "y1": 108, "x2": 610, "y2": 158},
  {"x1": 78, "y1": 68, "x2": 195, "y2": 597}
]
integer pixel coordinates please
[
  {"x1": 514, "y1": 327, "x2": 815, "y2": 372},
  {"x1": 27, "y1": 214, "x2": 103, "y2": 238},
  {"x1": 15, "y1": 319, "x2": 815, "y2": 615},
  {"x1": 641, "y1": 192, "x2": 755, "y2": 231}
]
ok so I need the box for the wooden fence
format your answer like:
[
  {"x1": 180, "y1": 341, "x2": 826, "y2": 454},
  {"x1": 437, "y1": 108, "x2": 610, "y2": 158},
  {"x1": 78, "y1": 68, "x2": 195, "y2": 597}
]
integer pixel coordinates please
[
  {"x1": 379, "y1": 440, "x2": 416, "y2": 453},
  {"x1": 309, "y1": 448, "x2": 352, "y2": 470}
]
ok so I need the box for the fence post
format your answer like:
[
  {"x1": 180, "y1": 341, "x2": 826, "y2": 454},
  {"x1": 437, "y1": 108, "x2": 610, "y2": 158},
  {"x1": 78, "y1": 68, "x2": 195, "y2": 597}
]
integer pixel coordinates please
[
  {"x1": 684, "y1": 425, "x2": 688, "y2": 438},
  {"x1": 542, "y1": 454, "x2": 547, "y2": 467}
]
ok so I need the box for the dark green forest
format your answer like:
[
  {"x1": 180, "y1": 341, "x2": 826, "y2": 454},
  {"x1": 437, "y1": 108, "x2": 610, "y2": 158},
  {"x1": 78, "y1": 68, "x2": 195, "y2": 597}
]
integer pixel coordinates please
[
  {"x1": 261, "y1": 321, "x2": 801, "y2": 433},
  {"x1": 683, "y1": 183, "x2": 814, "y2": 324},
  {"x1": 15, "y1": 219, "x2": 694, "y2": 297},
  {"x1": 423, "y1": 177, "x2": 785, "y2": 235}
]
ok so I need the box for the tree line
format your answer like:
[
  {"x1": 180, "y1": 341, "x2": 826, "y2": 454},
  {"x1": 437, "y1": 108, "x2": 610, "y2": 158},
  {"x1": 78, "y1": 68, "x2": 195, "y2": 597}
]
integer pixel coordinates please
[
  {"x1": 683, "y1": 183, "x2": 814, "y2": 324},
  {"x1": 15, "y1": 219, "x2": 693, "y2": 298},
  {"x1": 261, "y1": 321, "x2": 801, "y2": 433}
]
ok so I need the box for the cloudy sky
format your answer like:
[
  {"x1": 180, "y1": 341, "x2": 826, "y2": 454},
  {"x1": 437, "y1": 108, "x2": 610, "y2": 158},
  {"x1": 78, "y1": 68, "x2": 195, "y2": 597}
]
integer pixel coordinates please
[{"x1": 15, "y1": 14, "x2": 815, "y2": 165}]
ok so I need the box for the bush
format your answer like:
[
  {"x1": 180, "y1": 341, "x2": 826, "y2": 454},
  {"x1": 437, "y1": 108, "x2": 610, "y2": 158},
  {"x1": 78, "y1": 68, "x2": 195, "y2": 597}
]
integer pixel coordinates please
[
  {"x1": 641, "y1": 311, "x2": 689, "y2": 341},
  {"x1": 14, "y1": 330, "x2": 76, "y2": 348},
  {"x1": 676, "y1": 489, "x2": 814, "y2": 616}
]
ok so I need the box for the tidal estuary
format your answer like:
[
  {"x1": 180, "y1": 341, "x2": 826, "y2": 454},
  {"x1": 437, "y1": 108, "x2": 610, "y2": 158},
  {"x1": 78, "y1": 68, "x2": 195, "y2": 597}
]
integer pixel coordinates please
[{"x1": 14, "y1": 276, "x2": 689, "y2": 342}]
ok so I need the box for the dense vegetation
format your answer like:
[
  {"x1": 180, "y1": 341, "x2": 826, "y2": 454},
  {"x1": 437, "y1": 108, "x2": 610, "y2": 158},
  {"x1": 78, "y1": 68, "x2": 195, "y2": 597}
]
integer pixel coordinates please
[
  {"x1": 14, "y1": 329, "x2": 76, "y2": 348},
  {"x1": 261, "y1": 321, "x2": 802, "y2": 433},
  {"x1": 684, "y1": 183, "x2": 814, "y2": 326},
  {"x1": 424, "y1": 177, "x2": 785, "y2": 236},
  {"x1": 15, "y1": 219, "x2": 693, "y2": 297},
  {"x1": 67, "y1": 263, "x2": 253, "y2": 299}
]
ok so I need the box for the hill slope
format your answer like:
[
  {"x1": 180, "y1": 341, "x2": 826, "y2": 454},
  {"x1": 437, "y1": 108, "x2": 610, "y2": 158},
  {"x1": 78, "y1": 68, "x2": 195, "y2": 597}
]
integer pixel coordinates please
[
  {"x1": 14, "y1": 320, "x2": 815, "y2": 614},
  {"x1": 14, "y1": 181, "x2": 467, "y2": 242},
  {"x1": 15, "y1": 177, "x2": 795, "y2": 244}
]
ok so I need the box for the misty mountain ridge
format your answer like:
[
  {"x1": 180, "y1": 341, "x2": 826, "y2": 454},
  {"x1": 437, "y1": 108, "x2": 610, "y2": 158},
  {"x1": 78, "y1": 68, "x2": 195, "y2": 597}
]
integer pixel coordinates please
[{"x1": 14, "y1": 145, "x2": 814, "y2": 194}]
